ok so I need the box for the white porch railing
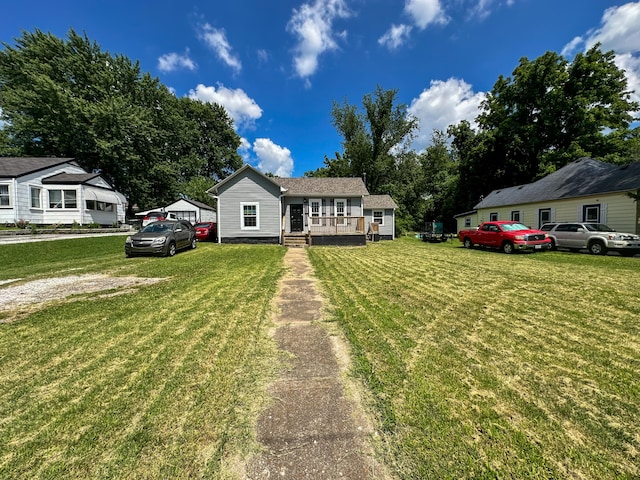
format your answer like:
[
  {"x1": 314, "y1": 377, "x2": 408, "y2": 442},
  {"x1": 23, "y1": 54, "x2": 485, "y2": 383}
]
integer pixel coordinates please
[{"x1": 307, "y1": 216, "x2": 365, "y2": 234}]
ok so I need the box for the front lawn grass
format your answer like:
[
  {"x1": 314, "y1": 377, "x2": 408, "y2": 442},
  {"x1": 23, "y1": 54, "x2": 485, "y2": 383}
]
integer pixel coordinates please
[
  {"x1": 309, "y1": 238, "x2": 640, "y2": 479},
  {"x1": 0, "y1": 237, "x2": 285, "y2": 479}
]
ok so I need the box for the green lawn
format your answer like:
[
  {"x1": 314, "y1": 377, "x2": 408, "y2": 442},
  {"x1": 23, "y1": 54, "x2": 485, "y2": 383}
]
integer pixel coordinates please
[
  {"x1": 309, "y1": 238, "x2": 640, "y2": 479},
  {"x1": 0, "y1": 237, "x2": 286, "y2": 479},
  {"x1": 1, "y1": 236, "x2": 638, "y2": 479}
]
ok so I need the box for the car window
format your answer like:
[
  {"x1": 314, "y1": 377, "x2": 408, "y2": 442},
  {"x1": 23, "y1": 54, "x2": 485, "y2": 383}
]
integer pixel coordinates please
[{"x1": 540, "y1": 224, "x2": 555, "y2": 231}]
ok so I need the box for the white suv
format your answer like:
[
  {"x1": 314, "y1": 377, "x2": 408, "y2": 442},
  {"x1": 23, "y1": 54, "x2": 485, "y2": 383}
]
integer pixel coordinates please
[{"x1": 541, "y1": 222, "x2": 640, "y2": 256}]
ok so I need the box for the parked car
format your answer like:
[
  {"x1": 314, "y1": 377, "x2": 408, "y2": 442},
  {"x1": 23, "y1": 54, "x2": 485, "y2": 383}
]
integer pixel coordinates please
[
  {"x1": 141, "y1": 211, "x2": 178, "y2": 227},
  {"x1": 458, "y1": 221, "x2": 552, "y2": 253},
  {"x1": 125, "y1": 220, "x2": 196, "y2": 257},
  {"x1": 194, "y1": 221, "x2": 217, "y2": 241},
  {"x1": 541, "y1": 222, "x2": 640, "y2": 256}
]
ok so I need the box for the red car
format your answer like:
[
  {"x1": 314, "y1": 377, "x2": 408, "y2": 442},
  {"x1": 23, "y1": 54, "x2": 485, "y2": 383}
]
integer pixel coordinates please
[{"x1": 194, "y1": 222, "x2": 217, "y2": 241}]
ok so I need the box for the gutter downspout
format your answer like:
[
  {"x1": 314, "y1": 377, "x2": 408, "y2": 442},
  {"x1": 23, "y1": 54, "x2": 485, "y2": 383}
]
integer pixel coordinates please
[{"x1": 207, "y1": 192, "x2": 220, "y2": 244}]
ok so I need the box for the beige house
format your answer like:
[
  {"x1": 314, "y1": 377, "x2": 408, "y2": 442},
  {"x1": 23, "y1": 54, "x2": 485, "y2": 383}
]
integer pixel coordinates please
[{"x1": 455, "y1": 157, "x2": 640, "y2": 234}]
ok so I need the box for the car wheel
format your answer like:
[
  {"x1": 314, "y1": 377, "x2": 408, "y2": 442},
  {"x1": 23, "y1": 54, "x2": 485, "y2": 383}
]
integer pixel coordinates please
[
  {"x1": 463, "y1": 237, "x2": 473, "y2": 249},
  {"x1": 166, "y1": 241, "x2": 177, "y2": 257},
  {"x1": 191, "y1": 237, "x2": 197, "y2": 249},
  {"x1": 549, "y1": 238, "x2": 556, "y2": 250},
  {"x1": 588, "y1": 241, "x2": 606, "y2": 255},
  {"x1": 502, "y1": 241, "x2": 514, "y2": 254}
]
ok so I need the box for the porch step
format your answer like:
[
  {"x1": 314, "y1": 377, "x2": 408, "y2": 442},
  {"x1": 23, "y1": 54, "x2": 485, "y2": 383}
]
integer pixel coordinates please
[{"x1": 283, "y1": 235, "x2": 309, "y2": 248}]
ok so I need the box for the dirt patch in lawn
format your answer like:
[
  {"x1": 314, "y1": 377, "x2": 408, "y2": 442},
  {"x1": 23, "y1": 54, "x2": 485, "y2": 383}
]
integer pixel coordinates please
[{"x1": 0, "y1": 274, "x2": 164, "y2": 323}]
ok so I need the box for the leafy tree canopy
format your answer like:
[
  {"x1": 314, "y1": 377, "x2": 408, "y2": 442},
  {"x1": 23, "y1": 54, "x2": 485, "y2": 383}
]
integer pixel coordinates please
[{"x1": 0, "y1": 29, "x2": 242, "y2": 213}]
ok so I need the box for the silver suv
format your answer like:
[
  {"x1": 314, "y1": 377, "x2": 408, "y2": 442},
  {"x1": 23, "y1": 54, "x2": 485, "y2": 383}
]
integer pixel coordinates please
[{"x1": 541, "y1": 222, "x2": 640, "y2": 256}]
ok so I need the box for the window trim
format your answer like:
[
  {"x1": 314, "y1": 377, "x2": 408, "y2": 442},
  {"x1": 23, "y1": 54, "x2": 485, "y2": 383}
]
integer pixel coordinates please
[
  {"x1": 510, "y1": 210, "x2": 520, "y2": 222},
  {"x1": 489, "y1": 212, "x2": 498, "y2": 221},
  {"x1": 48, "y1": 188, "x2": 78, "y2": 209},
  {"x1": 583, "y1": 204, "x2": 600, "y2": 223},
  {"x1": 372, "y1": 210, "x2": 384, "y2": 226},
  {"x1": 538, "y1": 208, "x2": 551, "y2": 228},
  {"x1": 240, "y1": 202, "x2": 259, "y2": 230},
  {"x1": 0, "y1": 183, "x2": 11, "y2": 208},
  {"x1": 30, "y1": 186, "x2": 42, "y2": 209},
  {"x1": 309, "y1": 198, "x2": 321, "y2": 225},
  {"x1": 335, "y1": 198, "x2": 346, "y2": 225}
]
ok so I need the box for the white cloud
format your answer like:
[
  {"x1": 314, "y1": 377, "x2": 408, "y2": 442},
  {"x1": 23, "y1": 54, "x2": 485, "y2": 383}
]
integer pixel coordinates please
[
  {"x1": 287, "y1": 0, "x2": 351, "y2": 81},
  {"x1": 404, "y1": 0, "x2": 448, "y2": 29},
  {"x1": 157, "y1": 50, "x2": 196, "y2": 73},
  {"x1": 188, "y1": 84, "x2": 262, "y2": 130},
  {"x1": 239, "y1": 137, "x2": 252, "y2": 162},
  {"x1": 198, "y1": 23, "x2": 242, "y2": 73},
  {"x1": 407, "y1": 78, "x2": 485, "y2": 151},
  {"x1": 253, "y1": 138, "x2": 295, "y2": 177},
  {"x1": 378, "y1": 24, "x2": 413, "y2": 50},
  {"x1": 562, "y1": 2, "x2": 640, "y2": 106}
]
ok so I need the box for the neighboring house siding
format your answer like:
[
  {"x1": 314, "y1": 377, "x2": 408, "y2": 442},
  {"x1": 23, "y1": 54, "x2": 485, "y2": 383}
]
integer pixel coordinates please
[
  {"x1": 217, "y1": 170, "x2": 281, "y2": 242},
  {"x1": 455, "y1": 212, "x2": 479, "y2": 233},
  {"x1": 476, "y1": 192, "x2": 638, "y2": 232},
  {"x1": 164, "y1": 199, "x2": 216, "y2": 224}
]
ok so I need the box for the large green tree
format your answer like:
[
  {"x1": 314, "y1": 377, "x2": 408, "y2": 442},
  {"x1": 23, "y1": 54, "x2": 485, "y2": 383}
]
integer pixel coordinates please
[
  {"x1": 450, "y1": 44, "x2": 639, "y2": 213},
  {"x1": 0, "y1": 29, "x2": 242, "y2": 212},
  {"x1": 310, "y1": 86, "x2": 418, "y2": 194}
]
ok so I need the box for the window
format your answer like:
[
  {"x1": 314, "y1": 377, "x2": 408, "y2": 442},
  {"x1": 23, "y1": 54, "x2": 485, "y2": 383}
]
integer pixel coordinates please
[
  {"x1": 583, "y1": 204, "x2": 600, "y2": 223},
  {"x1": 372, "y1": 210, "x2": 384, "y2": 225},
  {"x1": 48, "y1": 189, "x2": 77, "y2": 209},
  {"x1": 0, "y1": 184, "x2": 9, "y2": 207},
  {"x1": 335, "y1": 198, "x2": 346, "y2": 224},
  {"x1": 241, "y1": 202, "x2": 259, "y2": 229},
  {"x1": 30, "y1": 187, "x2": 42, "y2": 209},
  {"x1": 464, "y1": 217, "x2": 472, "y2": 228},
  {"x1": 489, "y1": 212, "x2": 498, "y2": 221},
  {"x1": 538, "y1": 208, "x2": 551, "y2": 228},
  {"x1": 511, "y1": 210, "x2": 520, "y2": 222},
  {"x1": 310, "y1": 199, "x2": 321, "y2": 225}
]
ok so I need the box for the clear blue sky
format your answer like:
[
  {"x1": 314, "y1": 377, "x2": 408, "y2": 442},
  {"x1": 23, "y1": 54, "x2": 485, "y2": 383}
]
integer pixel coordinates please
[{"x1": 1, "y1": 1, "x2": 638, "y2": 177}]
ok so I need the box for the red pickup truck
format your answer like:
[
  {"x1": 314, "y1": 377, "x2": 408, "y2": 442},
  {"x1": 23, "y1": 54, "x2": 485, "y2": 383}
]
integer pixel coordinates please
[{"x1": 459, "y1": 221, "x2": 552, "y2": 254}]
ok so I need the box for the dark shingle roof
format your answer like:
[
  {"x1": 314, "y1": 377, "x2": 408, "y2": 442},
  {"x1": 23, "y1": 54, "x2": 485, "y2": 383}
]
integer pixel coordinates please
[
  {"x1": 42, "y1": 172, "x2": 100, "y2": 184},
  {"x1": 274, "y1": 176, "x2": 369, "y2": 196},
  {"x1": 475, "y1": 157, "x2": 640, "y2": 209},
  {"x1": 0, "y1": 157, "x2": 76, "y2": 178},
  {"x1": 363, "y1": 194, "x2": 397, "y2": 209}
]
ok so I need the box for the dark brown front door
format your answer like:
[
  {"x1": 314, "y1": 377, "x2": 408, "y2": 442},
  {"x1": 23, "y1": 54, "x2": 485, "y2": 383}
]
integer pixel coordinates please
[{"x1": 290, "y1": 204, "x2": 304, "y2": 232}]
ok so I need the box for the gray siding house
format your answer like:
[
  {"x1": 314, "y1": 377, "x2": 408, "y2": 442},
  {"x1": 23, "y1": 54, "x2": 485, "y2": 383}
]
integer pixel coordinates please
[
  {"x1": 208, "y1": 164, "x2": 395, "y2": 246},
  {"x1": 455, "y1": 158, "x2": 640, "y2": 234},
  {"x1": 0, "y1": 157, "x2": 126, "y2": 227},
  {"x1": 363, "y1": 194, "x2": 397, "y2": 240}
]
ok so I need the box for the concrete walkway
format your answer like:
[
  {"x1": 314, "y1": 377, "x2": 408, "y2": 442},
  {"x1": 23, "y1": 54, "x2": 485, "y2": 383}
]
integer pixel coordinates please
[{"x1": 245, "y1": 248, "x2": 388, "y2": 479}]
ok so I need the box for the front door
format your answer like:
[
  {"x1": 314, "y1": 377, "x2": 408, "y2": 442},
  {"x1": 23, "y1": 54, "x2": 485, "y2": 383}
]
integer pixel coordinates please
[{"x1": 290, "y1": 204, "x2": 304, "y2": 232}]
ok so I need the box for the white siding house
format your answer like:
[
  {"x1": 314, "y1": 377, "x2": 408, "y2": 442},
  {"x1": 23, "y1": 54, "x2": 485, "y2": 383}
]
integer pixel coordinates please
[
  {"x1": 456, "y1": 158, "x2": 640, "y2": 234},
  {"x1": 0, "y1": 157, "x2": 126, "y2": 227}
]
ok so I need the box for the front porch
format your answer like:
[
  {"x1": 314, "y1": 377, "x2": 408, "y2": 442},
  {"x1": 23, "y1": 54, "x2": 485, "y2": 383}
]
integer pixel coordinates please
[{"x1": 282, "y1": 216, "x2": 366, "y2": 247}]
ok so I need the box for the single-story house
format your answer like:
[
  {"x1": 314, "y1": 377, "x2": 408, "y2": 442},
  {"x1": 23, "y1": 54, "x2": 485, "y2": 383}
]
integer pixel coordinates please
[
  {"x1": 0, "y1": 157, "x2": 126, "y2": 227},
  {"x1": 207, "y1": 164, "x2": 397, "y2": 246},
  {"x1": 455, "y1": 157, "x2": 640, "y2": 233}
]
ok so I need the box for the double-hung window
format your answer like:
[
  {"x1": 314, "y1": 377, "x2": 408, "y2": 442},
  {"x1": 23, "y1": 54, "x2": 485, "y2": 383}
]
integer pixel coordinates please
[
  {"x1": 30, "y1": 187, "x2": 42, "y2": 209},
  {"x1": 335, "y1": 198, "x2": 346, "y2": 225},
  {"x1": 372, "y1": 210, "x2": 384, "y2": 225},
  {"x1": 0, "y1": 184, "x2": 10, "y2": 207},
  {"x1": 241, "y1": 202, "x2": 259, "y2": 230},
  {"x1": 310, "y1": 199, "x2": 321, "y2": 225}
]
